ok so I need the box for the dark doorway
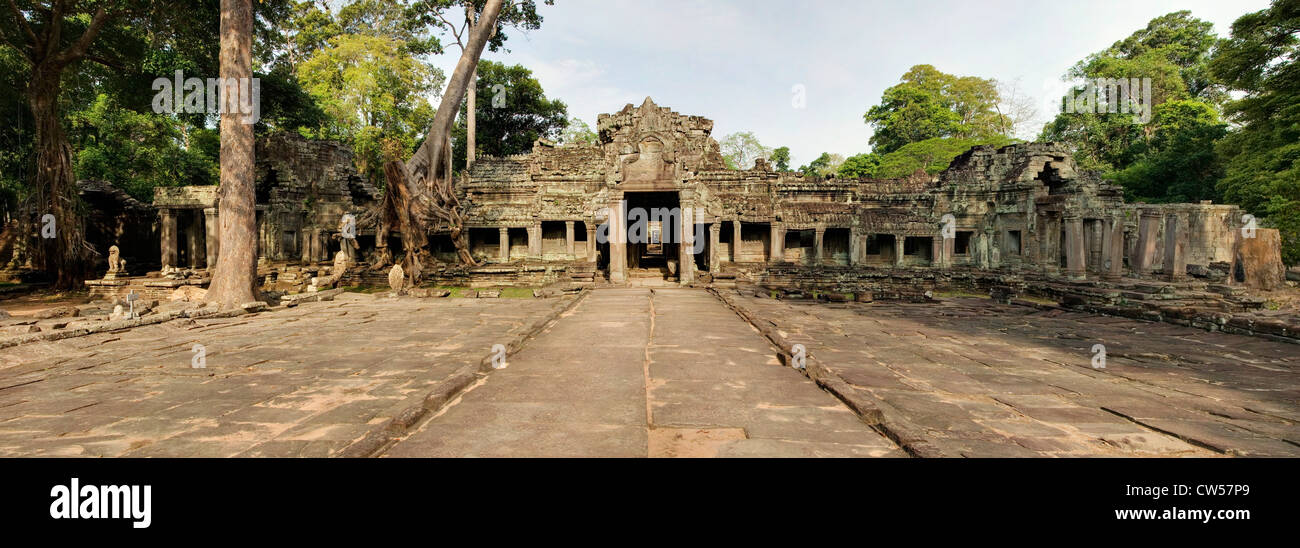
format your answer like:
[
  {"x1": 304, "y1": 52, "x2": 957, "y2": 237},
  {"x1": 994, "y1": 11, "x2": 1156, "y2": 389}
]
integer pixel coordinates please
[{"x1": 624, "y1": 192, "x2": 681, "y2": 280}]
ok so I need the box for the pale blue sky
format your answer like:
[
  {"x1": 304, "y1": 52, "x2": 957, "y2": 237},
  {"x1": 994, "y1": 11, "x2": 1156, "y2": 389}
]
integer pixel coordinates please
[{"x1": 429, "y1": 0, "x2": 1271, "y2": 167}]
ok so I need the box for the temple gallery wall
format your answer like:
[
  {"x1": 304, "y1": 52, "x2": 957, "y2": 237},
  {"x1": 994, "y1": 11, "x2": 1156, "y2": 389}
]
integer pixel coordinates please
[{"x1": 86, "y1": 98, "x2": 1286, "y2": 320}]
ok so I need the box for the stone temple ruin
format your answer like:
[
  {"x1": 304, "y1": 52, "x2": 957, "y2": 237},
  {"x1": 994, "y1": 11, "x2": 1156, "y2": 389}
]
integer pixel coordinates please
[{"x1": 87, "y1": 98, "x2": 1291, "y2": 340}]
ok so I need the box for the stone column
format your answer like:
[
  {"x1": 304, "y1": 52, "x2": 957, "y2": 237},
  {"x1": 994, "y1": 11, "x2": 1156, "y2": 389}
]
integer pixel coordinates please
[
  {"x1": 609, "y1": 200, "x2": 627, "y2": 283},
  {"x1": 942, "y1": 232, "x2": 955, "y2": 268},
  {"x1": 708, "y1": 222, "x2": 721, "y2": 273},
  {"x1": 1088, "y1": 219, "x2": 1105, "y2": 274},
  {"x1": 679, "y1": 206, "x2": 695, "y2": 285},
  {"x1": 770, "y1": 223, "x2": 785, "y2": 262},
  {"x1": 931, "y1": 236, "x2": 944, "y2": 268},
  {"x1": 528, "y1": 222, "x2": 541, "y2": 258},
  {"x1": 1133, "y1": 209, "x2": 1162, "y2": 277},
  {"x1": 1103, "y1": 216, "x2": 1125, "y2": 281},
  {"x1": 732, "y1": 220, "x2": 743, "y2": 262},
  {"x1": 894, "y1": 235, "x2": 906, "y2": 267},
  {"x1": 1064, "y1": 215, "x2": 1086, "y2": 280},
  {"x1": 813, "y1": 227, "x2": 825, "y2": 266},
  {"x1": 160, "y1": 208, "x2": 177, "y2": 269},
  {"x1": 186, "y1": 212, "x2": 203, "y2": 268},
  {"x1": 586, "y1": 222, "x2": 597, "y2": 262},
  {"x1": 204, "y1": 207, "x2": 220, "y2": 270},
  {"x1": 1163, "y1": 213, "x2": 1186, "y2": 282},
  {"x1": 565, "y1": 221, "x2": 576, "y2": 258},
  {"x1": 1040, "y1": 214, "x2": 1061, "y2": 274},
  {"x1": 498, "y1": 227, "x2": 509, "y2": 262},
  {"x1": 849, "y1": 227, "x2": 861, "y2": 266}
]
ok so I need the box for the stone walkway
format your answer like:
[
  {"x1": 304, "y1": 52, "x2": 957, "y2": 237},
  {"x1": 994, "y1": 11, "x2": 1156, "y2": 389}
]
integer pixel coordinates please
[
  {"x1": 0, "y1": 293, "x2": 570, "y2": 457},
  {"x1": 728, "y1": 293, "x2": 1300, "y2": 457},
  {"x1": 384, "y1": 289, "x2": 902, "y2": 457},
  {"x1": 3, "y1": 287, "x2": 1295, "y2": 458}
]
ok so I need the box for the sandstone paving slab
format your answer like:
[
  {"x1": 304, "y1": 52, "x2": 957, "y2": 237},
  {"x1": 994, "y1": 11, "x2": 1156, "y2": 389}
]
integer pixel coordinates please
[
  {"x1": 732, "y1": 292, "x2": 1299, "y2": 457},
  {"x1": 386, "y1": 288, "x2": 902, "y2": 458},
  {"x1": 0, "y1": 293, "x2": 570, "y2": 457}
]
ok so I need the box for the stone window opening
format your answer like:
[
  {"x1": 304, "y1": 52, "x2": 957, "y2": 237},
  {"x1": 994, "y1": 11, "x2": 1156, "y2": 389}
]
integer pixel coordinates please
[
  {"x1": 955, "y1": 231, "x2": 973, "y2": 255},
  {"x1": 1005, "y1": 230, "x2": 1023, "y2": 256},
  {"x1": 824, "y1": 228, "x2": 851, "y2": 266},
  {"x1": 864, "y1": 234, "x2": 896, "y2": 264},
  {"x1": 904, "y1": 236, "x2": 933, "y2": 260}
]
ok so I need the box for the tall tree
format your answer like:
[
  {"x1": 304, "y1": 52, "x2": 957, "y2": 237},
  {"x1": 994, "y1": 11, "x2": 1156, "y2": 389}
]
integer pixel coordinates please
[
  {"x1": 837, "y1": 153, "x2": 880, "y2": 178},
  {"x1": 1040, "y1": 11, "x2": 1223, "y2": 172},
  {"x1": 451, "y1": 60, "x2": 567, "y2": 169},
  {"x1": 206, "y1": 0, "x2": 258, "y2": 309},
  {"x1": 719, "y1": 131, "x2": 771, "y2": 170},
  {"x1": 418, "y1": 0, "x2": 550, "y2": 170},
  {"x1": 1210, "y1": 0, "x2": 1300, "y2": 265},
  {"x1": 387, "y1": 0, "x2": 503, "y2": 275},
  {"x1": 865, "y1": 65, "x2": 1004, "y2": 155},
  {"x1": 4, "y1": 0, "x2": 118, "y2": 287},
  {"x1": 297, "y1": 31, "x2": 442, "y2": 180},
  {"x1": 769, "y1": 146, "x2": 790, "y2": 172},
  {"x1": 557, "y1": 116, "x2": 596, "y2": 145}
]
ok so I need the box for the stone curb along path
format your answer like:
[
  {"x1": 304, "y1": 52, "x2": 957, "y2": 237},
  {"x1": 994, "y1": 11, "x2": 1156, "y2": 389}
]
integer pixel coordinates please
[
  {"x1": 339, "y1": 289, "x2": 591, "y2": 458},
  {"x1": 707, "y1": 288, "x2": 947, "y2": 458},
  {"x1": 0, "y1": 288, "x2": 348, "y2": 350}
]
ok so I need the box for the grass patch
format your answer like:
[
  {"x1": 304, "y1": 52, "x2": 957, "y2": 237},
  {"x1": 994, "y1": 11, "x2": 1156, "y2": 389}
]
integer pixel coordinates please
[
  {"x1": 932, "y1": 290, "x2": 989, "y2": 299},
  {"x1": 432, "y1": 286, "x2": 537, "y2": 298}
]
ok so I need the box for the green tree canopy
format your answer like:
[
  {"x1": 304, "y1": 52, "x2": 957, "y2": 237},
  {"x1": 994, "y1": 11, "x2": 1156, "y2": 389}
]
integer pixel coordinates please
[
  {"x1": 719, "y1": 131, "x2": 771, "y2": 170},
  {"x1": 557, "y1": 116, "x2": 597, "y2": 145},
  {"x1": 865, "y1": 64, "x2": 1005, "y2": 154},
  {"x1": 297, "y1": 32, "x2": 444, "y2": 179},
  {"x1": 452, "y1": 60, "x2": 567, "y2": 169},
  {"x1": 769, "y1": 146, "x2": 790, "y2": 172},
  {"x1": 1210, "y1": 0, "x2": 1300, "y2": 264},
  {"x1": 837, "y1": 153, "x2": 880, "y2": 178}
]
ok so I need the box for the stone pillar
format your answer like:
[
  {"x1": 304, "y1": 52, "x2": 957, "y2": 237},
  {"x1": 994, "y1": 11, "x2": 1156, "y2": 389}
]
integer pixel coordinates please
[
  {"x1": 498, "y1": 227, "x2": 509, "y2": 262},
  {"x1": 708, "y1": 222, "x2": 721, "y2": 273},
  {"x1": 770, "y1": 223, "x2": 785, "y2": 262},
  {"x1": 528, "y1": 222, "x2": 541, "y2": 258},
  {"x1": 1103, "y1": 216, "x2": 1125, "y2": 281},
  {"x1": 931, "y1": 236, "x2": 944, "y2": 268},
  {"x1": 1133, "y1": 209, "x2": 1162, "y2": 277},
  {"x1": 565, "y1": 221, "x2": 576, "y2": 258},
  {"x1": 609, "y1": 200, "x2": 627, "y2": 283},
  {"x1": 1088, "y1": 220, "x2": 1105, "y2": 274},
  {"x1": 849, "y1": 227, "x2": 861, "y2": 266},
  {"x1": 679, "y1": 206, "x2": 696, "y2": 285},
  {"x1": 732, "y1": 220, "x2": 743, "y2": 262},
  {"x1": 586, "y1": 222, "x2": 597, "y2": 262},
  {"x1": 203, "y1": 207, "x2": 220, "y2": 270},
  {"x1": 894, "y1": 235, "x2": 906, "y2": 267},
  {"x1": 1064, "y1": 215, "x2": 1086, "y2": 280},
  {"x1": 160, "y1": 208, "x2": 177, "y2": 269},
  {"x1": 942, "y1": 233, "x2": 955, "y2": 268},
  {"x1": 1163, "y1": 213, "x2": 1186, "y2": 282},
  {"x1": 813, "y1": 227, "x2": 825, "y2": 266},
  {"x1": 186, "y1": 212, "x2": 203, "y2": 268},
  {"x1": 1040, "y1": 214, "x2": 1061, "y2": 274}
]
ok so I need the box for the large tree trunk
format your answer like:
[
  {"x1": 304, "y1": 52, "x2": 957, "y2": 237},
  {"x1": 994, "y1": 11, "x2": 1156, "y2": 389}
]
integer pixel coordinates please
[
  {"x1": 399, "y1": 0, "x2": 502, "y2": 268},
  {"x1": 27, "y1": 69, "x2": 90, "y2": 289},
  {"x1": 5, "y1": 4, "x2": 112, "y2": 289},
  {"x1": 205, "y1": 0, "x2": 258, "y2": 309},
  {"x1": 465, "y1": 5, "x2": 478, "y2": 172},
  {"x1": 409, "y1": 0, "x2": 503, "y2": 186}
]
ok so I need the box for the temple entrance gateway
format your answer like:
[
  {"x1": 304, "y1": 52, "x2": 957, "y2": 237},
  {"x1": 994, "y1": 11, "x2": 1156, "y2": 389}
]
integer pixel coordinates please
[{"x1": 623, "y1": 191, "x2": 681, "y2": 284}]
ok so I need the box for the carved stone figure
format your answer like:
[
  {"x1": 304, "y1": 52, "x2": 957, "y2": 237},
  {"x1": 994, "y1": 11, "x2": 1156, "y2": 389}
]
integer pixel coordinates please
[
  {"x1": 388, "y1": 263, "x2": 406, "y2": 294},
  {"x1": 105, "y1": 245, "x2": 126, "y2": 279}
]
